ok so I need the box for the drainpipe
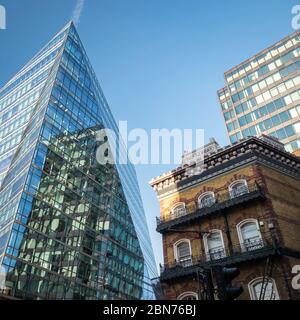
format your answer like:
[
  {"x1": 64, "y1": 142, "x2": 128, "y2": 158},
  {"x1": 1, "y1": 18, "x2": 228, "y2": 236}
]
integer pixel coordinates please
[{"x1": 223, "y1": 212, "x2": 233, "y2": 255}]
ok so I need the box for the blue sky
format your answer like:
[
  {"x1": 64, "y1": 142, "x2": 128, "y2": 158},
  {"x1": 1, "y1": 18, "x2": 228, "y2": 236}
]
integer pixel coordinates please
[{"x1": 0, "y1": 0, "x2": 298, "y2": 269}]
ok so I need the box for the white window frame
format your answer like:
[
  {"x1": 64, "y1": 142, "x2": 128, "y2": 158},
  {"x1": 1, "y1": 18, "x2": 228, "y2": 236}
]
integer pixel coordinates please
[
  {"x1": 236, "y1": 218, "x2": 263, "y2": 252},
  {"x1": 203, "y1": 229, "x2": 226, "y2": 261},
  {"x1": 248, "y1": 277, "x2": 280, "y2": 300},
  {"x1": 173, "y1": 239, "x2": 192, "y2": 265},
  {"x1": 198, "y1": 191, "x2": 216, "y2": 209},
  {"x1": 171, "y1": 202, "x2": 186, "y2": 218},
  {"x1": 229, "y1": 179, "x2": 249, "y2": 198},
  {"x1": 177, "y1": 291, "x2": 198, "y2": 300}
]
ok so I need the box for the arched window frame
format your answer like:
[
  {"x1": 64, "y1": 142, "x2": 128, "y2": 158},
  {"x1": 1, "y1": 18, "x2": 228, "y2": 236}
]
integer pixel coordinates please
[
  {"x1": 173, "y1": 239, "x2": 192, "y2": 267},
  {"x1": 177, "y1": 291, "x2": 198, "y2": 300},
  {"x1": 236, "y1": 218, "x2": 263, "y2": 252},
  {"x1": 171, "y1": 202, "x2": 186, "y2": 218},
  {"x1": 229, "y1": 179, "x2": 249, "y2": 198},
  {"x1": 198, "y1": 192, "x2": 216, "y2": 209},
  {"x1": 203, "y1": 229, "x2": 226, "y2": 261},
  {"x1": 248, "y1": 277, "x2": 280, "y2": 300}
]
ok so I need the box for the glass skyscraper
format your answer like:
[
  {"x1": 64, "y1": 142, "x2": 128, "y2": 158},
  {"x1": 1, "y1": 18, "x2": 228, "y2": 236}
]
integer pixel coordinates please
[
  {"x1": 218, "y1": 29, "x2": 300, "y2": 153},
  {"x1": 0, "y1": 22, "x2": 157, "y2": 300}
]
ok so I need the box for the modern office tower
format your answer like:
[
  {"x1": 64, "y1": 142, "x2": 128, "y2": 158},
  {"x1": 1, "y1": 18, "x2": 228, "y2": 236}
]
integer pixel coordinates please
[
  {"x1": 0, "y1": 22, "x2": 157, "y2": 300},
  {"x1": 218, "y1": 29, "x2": 300, "y2": 153},
  {"x1": 150, "y1": 136, "x2": 300, "y2": 300}
]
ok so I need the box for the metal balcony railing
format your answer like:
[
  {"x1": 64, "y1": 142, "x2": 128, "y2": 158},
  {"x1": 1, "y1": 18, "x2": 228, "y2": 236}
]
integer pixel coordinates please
[
  {"x1": 241, "y1": 236, "x2": 264, "y2": 252},
  {"x1": 160, "y1": 236, "x2": 276, "y2": 279},
  {"x1": 206, "y1": 246, "x2": 227, "y2": 261},
  {"x1": 156, "y1": 182, "x2": 264, "y2": 229},
  {"x1": 170, "y1": 207, "x2": 188, "y2": 220}
]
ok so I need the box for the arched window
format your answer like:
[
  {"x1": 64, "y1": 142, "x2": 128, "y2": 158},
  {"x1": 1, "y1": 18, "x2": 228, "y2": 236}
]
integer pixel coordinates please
[
  {"x1": 174, "y1": 239, "x2": 192, "y2": 267},
  {"x1": 177, "y1": 292, "x2": 198, "y2": 300},
  {"x1": 237, "y1": 219, "x2": 263, "y2": 252},
  {"x1": 198, "y1": 192, "x2": 216, "y2": 208},
  {"x1": 248, "y1": 277, "x2": 280, "y2": 300},
  {"x1": 229, "y1": 180, "x2": 249, "y2": 198},
  {"x1": 171, "y1": 203, "x2": 186, "y2": 218},
  {"x1": 203, "y1": 230, "x2": 226, "y2": 261}
]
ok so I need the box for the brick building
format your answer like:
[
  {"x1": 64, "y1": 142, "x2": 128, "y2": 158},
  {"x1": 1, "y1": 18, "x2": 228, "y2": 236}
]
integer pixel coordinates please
[
  {"x1": 294, "y1": 149, "x2": 300, "y2": 157},
  {"x1": 150, "y1": 136, "x2": 300, "y2": 300}
]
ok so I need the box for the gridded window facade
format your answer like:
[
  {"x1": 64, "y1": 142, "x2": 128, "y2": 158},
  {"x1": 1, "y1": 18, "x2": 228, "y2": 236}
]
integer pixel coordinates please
[
  {"x1": 0, "y1": 22, "x2": 156, "y2": 300},
  {"x1": 218, "y1": 30, "x2": 300, "y2": 151}
]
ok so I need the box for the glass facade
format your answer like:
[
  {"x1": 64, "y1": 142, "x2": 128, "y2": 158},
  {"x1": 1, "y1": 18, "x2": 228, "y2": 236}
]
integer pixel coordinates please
[
  {"x1": 0, "y1": 22, "x2": 157, "y2": 299},
  {"x1": 218, "y1": 30, "x2": 300, "y2": 152}
]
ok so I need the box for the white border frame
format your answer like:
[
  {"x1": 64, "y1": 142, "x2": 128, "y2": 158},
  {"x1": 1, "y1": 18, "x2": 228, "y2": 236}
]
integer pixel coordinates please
[
  {"x1": 229, "y1": 179, "x2": 248, "y2": 198},
  {"x1": 198, "y1": 191, "x2": 215, "y2": 208},
  {"x1": 203, "y1": 229, "x2": 226, "y2": 261},
  {"x1": 171, "y1": 202, "x2": 186, "y2": 216},
  {"x1": 177, "y1": 291, "x2": 198, "y2": 300},
  {"x1": 173, "y1": 239, "x2": 192, "y2": 262},
  {"x1": 248, "y1": 277, "x2": 280, "y2": 300},
  {"x1": 236, "y1": 218, "x2": 263, "y2": 252}
]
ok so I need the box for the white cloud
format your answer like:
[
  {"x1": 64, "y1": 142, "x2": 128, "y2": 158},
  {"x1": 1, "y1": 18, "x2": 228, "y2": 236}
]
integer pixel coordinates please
[{"x1": 72, "y1": 0, "x2": 85, "y2": 27}]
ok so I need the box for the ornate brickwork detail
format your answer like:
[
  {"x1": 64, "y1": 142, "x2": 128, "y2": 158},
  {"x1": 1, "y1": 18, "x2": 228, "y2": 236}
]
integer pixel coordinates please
[
  {"x1": 150, "y1": 137, "x2": 300, "y2": 197},
  {"x1": 151, "y1": 136, "x2": 300, "y2": 300}
]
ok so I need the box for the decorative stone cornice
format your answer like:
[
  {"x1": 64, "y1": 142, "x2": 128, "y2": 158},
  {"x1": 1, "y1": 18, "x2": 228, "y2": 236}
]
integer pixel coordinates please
[{"x1": 149, "y1": 137, "x2": 300, "y2": 197}]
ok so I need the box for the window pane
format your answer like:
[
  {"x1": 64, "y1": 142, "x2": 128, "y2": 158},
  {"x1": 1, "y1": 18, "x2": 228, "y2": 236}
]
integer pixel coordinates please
[
  {"x1": 177, "y1": 242, "x2": 190, "y2": 259},
  {"x1": 253, "y1": 280, "x2": 278, "y2": 300},
  {"x1": 207, "y1": 233, "x2": 222, "y2": 250}
]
